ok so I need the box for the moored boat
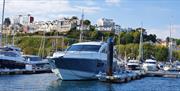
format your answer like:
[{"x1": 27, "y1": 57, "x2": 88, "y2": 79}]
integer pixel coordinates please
[
  {"x1": 23, "y1": 55, "x2": 50, "y2": 70},
  {"x1": 126, "y1": 60, "x2": 141, "y2": 70},
  {"x1": 142, "y1": 59, "x2": 158, "y2": 71},
  {"x1": 0, "y1": 45, "x2": 26, "y2": 69},
  {"x1": 48, "y1": 42, "x2": 119, "y2": 80}
]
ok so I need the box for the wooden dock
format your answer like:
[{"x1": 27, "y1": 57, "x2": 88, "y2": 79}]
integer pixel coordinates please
[
  {"x1": 96, "y1": 70, "x2": 145, "y2": 83},
  {"x1": 146, "y1": 71, "x2": 180, "y2": 78}
]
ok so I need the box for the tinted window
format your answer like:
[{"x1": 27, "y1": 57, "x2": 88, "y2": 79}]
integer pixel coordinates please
[
  {"x1": 67, "y1": 45, "x2": 101, "y2": 52},
  {"x1": 29, "y1": 57, "x2": 42, "y2": 61},
  {"x1": 175, "y1": 62, "x2": 180, "y2": 65},
  {"x1": 101, "y1": 48, "x2": 107, "y2": 53},
  {"x1": 146, "y1": 62, "x2": 156, "y2": 64},
  {"x1": 0, "y1": 51, "x2": 19, "y2": 57},
  {"x1": 67, "y1": 45, "x2": 82, "y2": 51}
]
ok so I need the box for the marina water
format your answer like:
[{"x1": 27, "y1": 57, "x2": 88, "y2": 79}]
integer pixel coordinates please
[{"x1": 0, "y1": 73, "x2": 180, "y2": 91}]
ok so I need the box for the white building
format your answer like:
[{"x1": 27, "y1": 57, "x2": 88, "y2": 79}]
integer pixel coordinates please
[
  {"x1": 96, "y1": 18, "x2": 115, "y2": 32},
  {"x1": 54, "y1": 17, "x2": 78, "y2": 32},
  {"x1": 34, "y1": 17, "x2": 78, "y2": 33},
  {"x1": 10, "y1": 14, "x2": 35, "y2": 33},
  {"x1": 114, "y1": 25, "x2": 121, "y2": 35},
  {"x1": 34, "y1": 21, "x2": 50, "y2": 32},
  {"x1": 169, "y1": 40, "x2": 177, "y2": 51}
]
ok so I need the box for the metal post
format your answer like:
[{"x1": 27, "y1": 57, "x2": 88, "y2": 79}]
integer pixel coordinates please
[{"x1": 106, "y1": 37, "x2": 114, "y2": 76}]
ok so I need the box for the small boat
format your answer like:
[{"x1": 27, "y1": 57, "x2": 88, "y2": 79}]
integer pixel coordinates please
[
  {"x1": 48, "y1": 42, "x2": 120, "y2": 80},
  {"x1": 175, "y1": 61, "x2": 180, "y2": 70},
  {"x1": 142, "y1": 59, "x2": 158, "y2": 71},
  {"x1": 23, "y1": 55, "x2": 50, "y2": 70},
  {"x1": 163, "y1": 62, "x2": 180, "y2": 72},
  {"x1": 0, "y1": 45, "x2": 26, "y2": 69},
  {"x1": 126, "y1": 60, "x2": 141, "y2": 70},
  {"x1": 163, "y1": 62, "x2": 173, "y2": 71}
]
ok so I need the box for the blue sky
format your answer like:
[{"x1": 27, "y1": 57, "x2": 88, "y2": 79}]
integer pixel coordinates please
[{"x1": 0, "y1": 0, "x2": 180, "y2": 39}]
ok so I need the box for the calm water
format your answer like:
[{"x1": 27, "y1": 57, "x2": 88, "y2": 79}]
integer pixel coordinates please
[{"x1": 0, "y1": 73, "x2": 180, "y2": 91}]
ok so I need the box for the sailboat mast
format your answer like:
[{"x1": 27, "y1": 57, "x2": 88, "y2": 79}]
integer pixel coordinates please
[
  {"x1": 79, "y1": 9, "x2": 84, "y2": 42},
  {"x1": 1, "y1": 0, "x2": 5, "y2": 46},
  {"x1": 169, "y1": 23, "x2": 172, "y2": 64},
  {"x1": 12, "y1": 25, "x2": 15, "y2": 46},
  {"x1": 138, "y1": 25, "x2": 143, "y2": 61}
]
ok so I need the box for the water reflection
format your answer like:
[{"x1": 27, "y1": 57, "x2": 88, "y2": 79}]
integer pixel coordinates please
[
  {"x1": 47, "y1": 80, "x2": 116, "y2": 91},
  {"x1": 47, "y1": 77, "x2": 180, "y2": 91},
  {"x1": 1, "y1": 74, "x2": 180, "y2": 91}
]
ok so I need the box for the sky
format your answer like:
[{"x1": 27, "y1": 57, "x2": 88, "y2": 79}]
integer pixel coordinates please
[{"x1": 0, "y1": 0, "x2": 180, "y2": 40}]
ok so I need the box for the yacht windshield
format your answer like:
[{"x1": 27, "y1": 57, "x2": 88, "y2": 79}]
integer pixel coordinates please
[
  {"x1": 0, "y1": 51, "x2": 19, "y2": 57},
  {"x1": 67, "y1": 45, "x2": 101, "y2": 52}
]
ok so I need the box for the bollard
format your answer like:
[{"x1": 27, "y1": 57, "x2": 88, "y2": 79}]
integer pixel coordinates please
[{"x1": 106, "y1": 37, "x2": 114, "y2": 76}]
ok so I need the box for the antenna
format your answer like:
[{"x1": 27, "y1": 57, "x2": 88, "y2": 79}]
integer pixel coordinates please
[
  {"x1": 79, "y1": 9, "x2": 84, "y2": 42},
  {"x1": 169, "y1": 17, "x2": 173, "y2": 64},
  {"x1": 1, "y1": 0, "x2": 5, "y2": 46}
]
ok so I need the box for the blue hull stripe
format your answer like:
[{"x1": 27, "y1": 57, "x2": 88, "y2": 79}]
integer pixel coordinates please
[{"x1": 52, "y1": 57, "x2": 105, "y2": 73}]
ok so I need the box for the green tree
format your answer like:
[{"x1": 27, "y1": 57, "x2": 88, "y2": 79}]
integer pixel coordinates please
[
  {"x1": 143, "y1": 43, "x2": 155, "y2": 59},
  {"x1": 83, "y1": 20, "x2": 91, "y2": 26},
  {"x1": 155, "y1": 46, "x2": 168, "y2": 61},
  {"x1": 176, "y1": 39, "x2": 180, "y2": 45},
  {"x1": 132, "y1": 31, "x2": 140, "y2": 43},
  {"x1": 124, "y1": 33, "x2": 133, "y2": 44},
  {"x1": 89, "y1": 25, "x2": 96, "y2": 31},
  {"x1": 4, "y1": 17, "x2": 11, "y2": 27},
  {"x1": 71, "y1": 16, "x2": 78, "y2": 20},
  {"x1": 119, "y1": 31, "x2": 126, "y2": 44},
  {"x1": 173, "y1": 50, "x2": 180, "y2": 61}
]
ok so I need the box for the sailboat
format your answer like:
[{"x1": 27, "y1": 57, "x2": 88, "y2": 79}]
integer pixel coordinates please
[
  {"x1": 163, "y1": 23, "x2": 177, "y2": 71},
  {"x1": 23, "y1": 28, "x2": 50, "y2": 70},
  {"x1": 126, "y1": 27, "x2": 143, "y2": 71},
  {"x1": 142, "y1": 27, "x2": 158, "y2": 71}
]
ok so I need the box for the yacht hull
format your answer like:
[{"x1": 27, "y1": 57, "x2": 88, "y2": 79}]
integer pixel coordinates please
[
  {"x1": 49, "y1": 57, "x2": 105, "y2": 80},
  {"x1": 0, "y1": 59, "x2": 26, "y2": 69},
  {"x1": 51, "y1": 68, "x2": 97, "y2": 80},
  {"x1": 143, "y1": 65, "x2": 158, "y2": 71}
]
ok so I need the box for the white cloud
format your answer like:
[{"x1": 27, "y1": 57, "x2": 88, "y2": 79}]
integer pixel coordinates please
[
  {"x1": 0, "y1": 0, "x2": 101, "y2": 21},
  {"x1": 147, "y1": 25, "x2": 180, "y2": 40},
  {"x1": 147, "y1": 28, "x2": 169, "y2": 40},
  {"x1": 105, "y1": 0, "x2": 121, "y2": 5},
  {"x1": 74, "y1": 6, "x2": 101, "y2": 13}
]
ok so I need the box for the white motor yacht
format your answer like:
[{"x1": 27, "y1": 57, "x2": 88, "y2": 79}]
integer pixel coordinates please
[
  {"x1": 142, "y1": 59, "x2": 158, "y2": 71},
  {"x1": 126, "y1": 60, "x2": 141, "y2": 70},
  {"x1": 48, "y1": 42, "x2": 119, "y2": 80}
]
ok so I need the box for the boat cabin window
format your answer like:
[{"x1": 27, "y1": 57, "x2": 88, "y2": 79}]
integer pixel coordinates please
[
  {"x1": 0, "y1": 51, "x2": 19, "y2": 57},
  {"x1": 146, "y1": 62, "x2": 156, "y2": 64},
  {"x1": 67, "y1": 45, "x2": 101, "y2": 52},
  {"x1": 101, "y1": 47, "x2": 107, "y2": 53},
  {"x1": 24, "y1": 56, "x2": 42, "y2": 61},
  {"x1": 176, "y1": 63, "x2": 180, "y2": 65}
]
